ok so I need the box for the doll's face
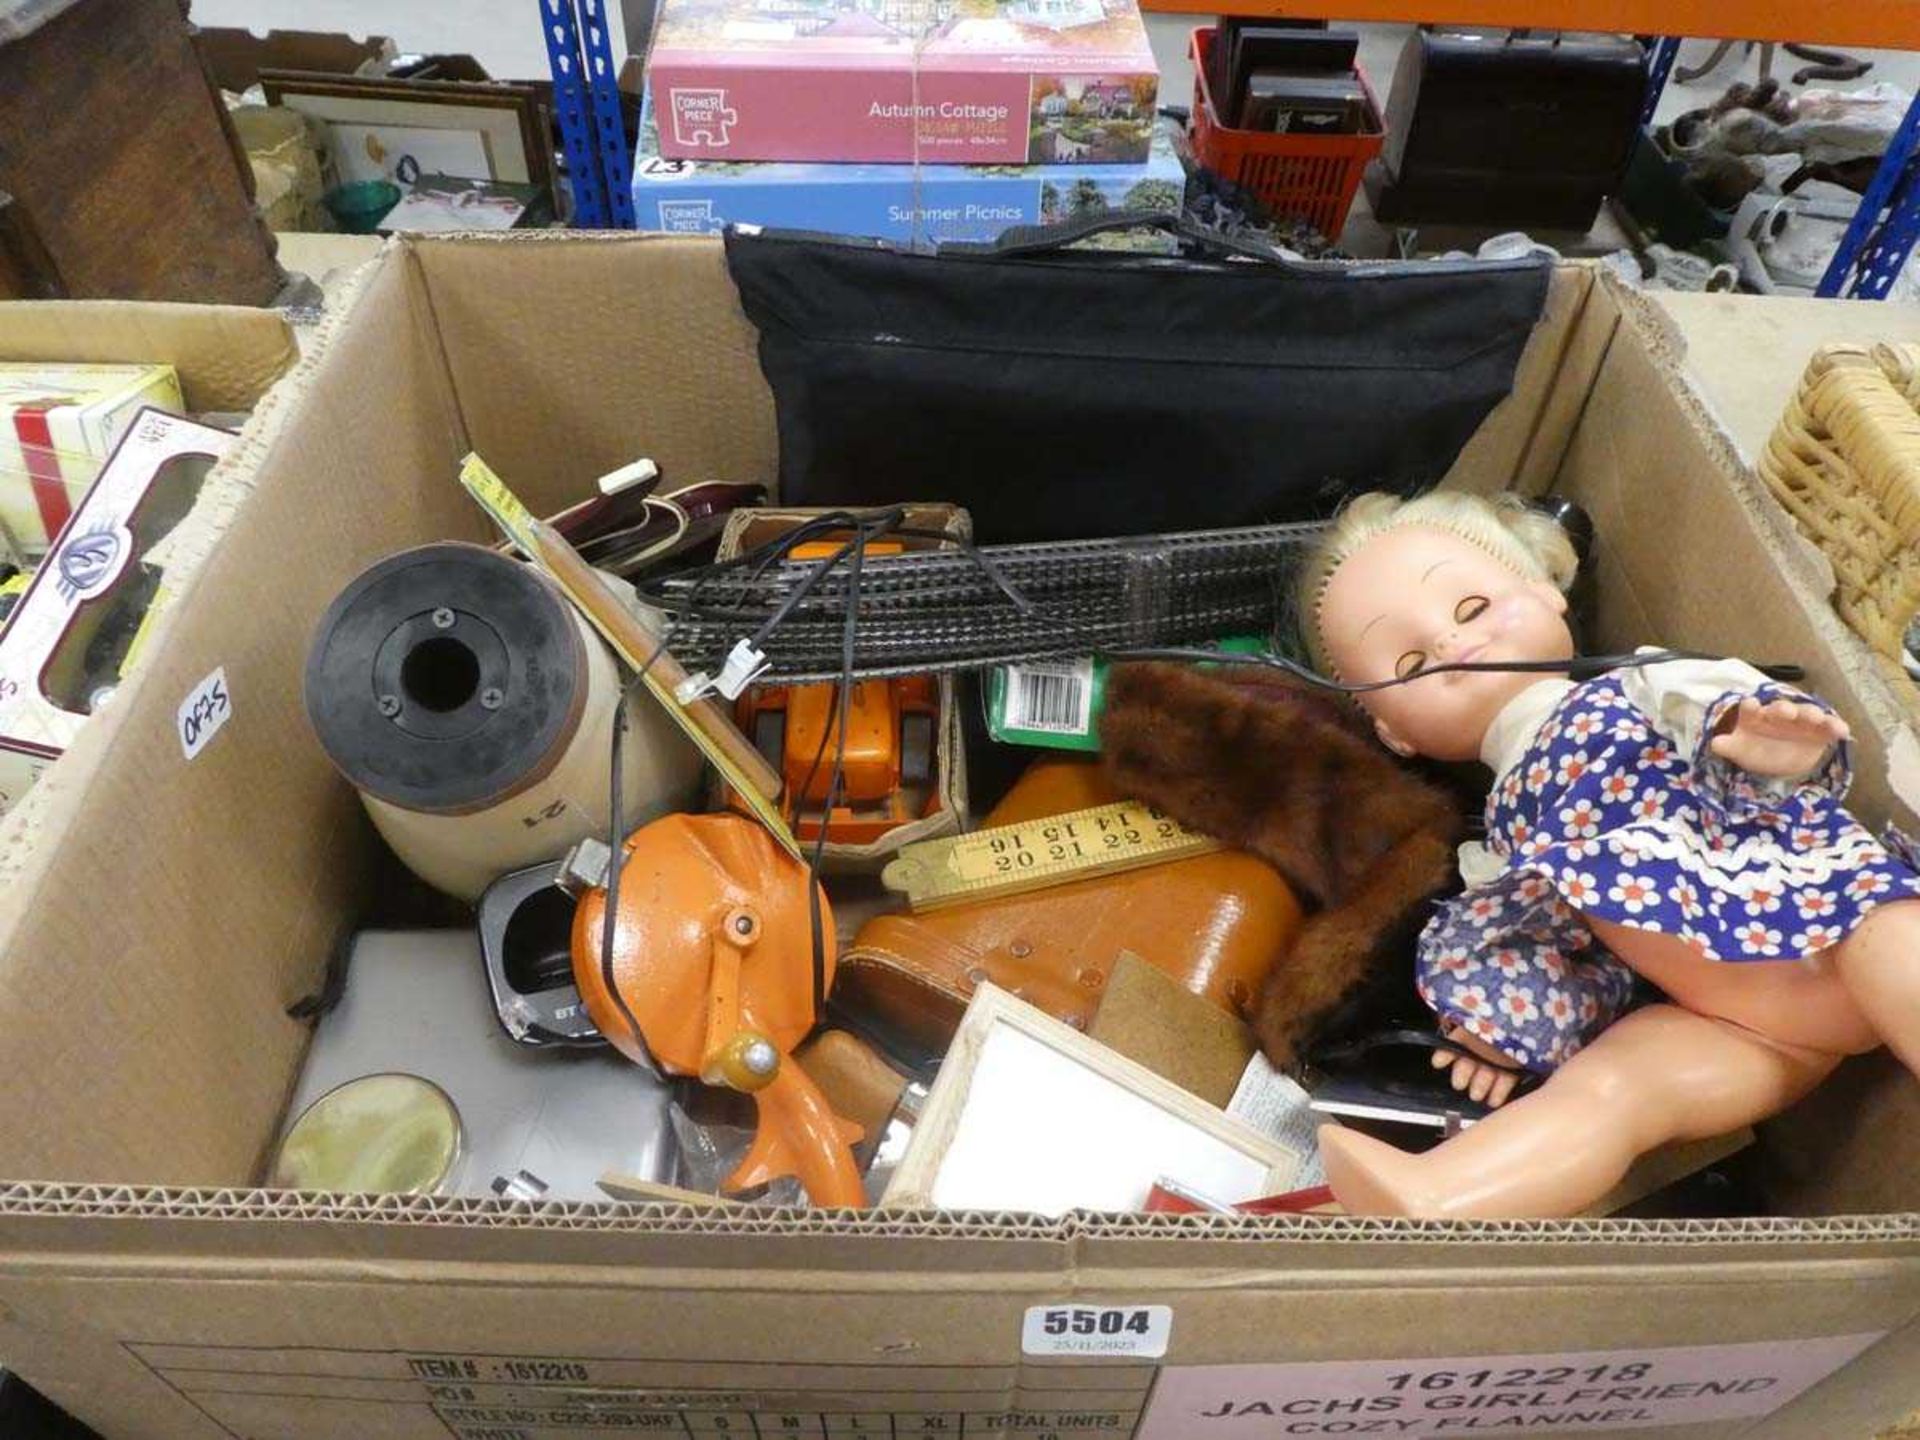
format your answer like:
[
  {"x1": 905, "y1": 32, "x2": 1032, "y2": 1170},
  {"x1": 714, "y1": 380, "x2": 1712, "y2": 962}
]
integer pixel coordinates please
[{"x1": 1318, "y1": 526, "x2": 1574, "y2": 763}]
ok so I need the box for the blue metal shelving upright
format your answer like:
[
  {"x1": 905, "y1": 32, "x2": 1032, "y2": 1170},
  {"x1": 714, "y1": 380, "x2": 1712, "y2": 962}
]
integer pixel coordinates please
[
  {"x1": 1640, "y1": 35, "x2": 1683, "y2": 126},
  {"x1": 1816, "y1": 91, "x2": 1920, "y2": 299},
  {"x1": 579, "y1": 0, "x2": 638, "y2": 228},
  {"x1": 541, "y1": 0, "x2": 612, "y2": 226},
  {"x1": 1644, "y1": 35, "x2": 1919, "y2": 300},
  {"x1": 540, "y1": 0, "x2": 636, "y2": 227}
]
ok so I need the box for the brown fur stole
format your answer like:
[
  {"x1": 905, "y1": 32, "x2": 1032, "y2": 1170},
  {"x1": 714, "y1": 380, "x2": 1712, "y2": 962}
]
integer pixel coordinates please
[{"x1": 1100, "y1": 662, "x2": 1465, "y2": 1067}]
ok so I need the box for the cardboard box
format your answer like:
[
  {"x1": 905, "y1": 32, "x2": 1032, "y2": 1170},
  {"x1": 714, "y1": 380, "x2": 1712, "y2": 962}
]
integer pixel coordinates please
[
  {"x1": 648, "y1": 0, "x2": 1158, "y2": 164},
  {"x1": 0, "y1": 300, "x2": 296, "y2": 863},
  {"x1": 194, "y1": 26, "x2": 397, "y2": 94},
  {"x1": 0, "y1": 361, "x2": 182, "y2": 557},
  {"x1": 1, "y1": 238, "x2": 1919, "y2": 1440},
  {"x1": 634, "y1": 101, "x2": 1187, "y2": 245},
  {"x1": 0, "y1": 409, "x2": 236, "y2": 815}
]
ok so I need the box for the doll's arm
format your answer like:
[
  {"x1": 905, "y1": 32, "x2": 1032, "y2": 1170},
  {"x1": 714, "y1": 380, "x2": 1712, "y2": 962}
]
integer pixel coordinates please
[
  {"x1": 1622, "y1": 656, "x2": 1850, "y2": 811},
  {"x1": 1692, "y1": 683, "x2": 1851, "y2": 816},
  {"x1": 1710, "y1": 696, "x2": 1850, "y2": 778},
  {"x1": 1430, "y1": 1022, "x2": 1526, "y2": 1107}
]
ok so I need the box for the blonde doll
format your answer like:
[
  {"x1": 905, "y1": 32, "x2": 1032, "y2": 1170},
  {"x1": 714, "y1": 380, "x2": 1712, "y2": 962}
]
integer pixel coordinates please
[{"x1": 1304, "y1": 491, "x2": 1920, "y2": 1218}]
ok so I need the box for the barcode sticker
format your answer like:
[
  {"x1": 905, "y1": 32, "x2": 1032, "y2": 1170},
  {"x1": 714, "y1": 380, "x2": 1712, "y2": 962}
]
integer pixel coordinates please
[{"x1": 1003, "y1": 659, "x2": 1093, "y2": 736}]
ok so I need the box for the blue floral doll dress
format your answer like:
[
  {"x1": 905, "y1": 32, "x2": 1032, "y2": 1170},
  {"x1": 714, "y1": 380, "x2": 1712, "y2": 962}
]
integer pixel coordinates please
[{"x1": 1417, "y1": 652, "x2": 1920, "y2": 1074}]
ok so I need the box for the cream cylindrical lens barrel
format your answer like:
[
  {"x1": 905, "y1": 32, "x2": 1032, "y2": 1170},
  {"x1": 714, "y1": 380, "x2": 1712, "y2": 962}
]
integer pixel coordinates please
[{"x1": 305, "y1": 543, "x2": 701, "y2": 901}]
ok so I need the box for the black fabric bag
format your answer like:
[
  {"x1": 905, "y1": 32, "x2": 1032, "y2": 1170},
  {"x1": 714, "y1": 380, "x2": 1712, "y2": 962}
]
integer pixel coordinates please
[{"x1": 723, "y1": 213, "x2": 1553, "y2": 543}]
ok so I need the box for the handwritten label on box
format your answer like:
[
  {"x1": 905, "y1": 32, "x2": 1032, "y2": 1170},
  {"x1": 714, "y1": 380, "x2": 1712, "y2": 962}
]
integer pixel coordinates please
[{"x1": 177, "y1": 666, "x2": 231, "y2": 761}]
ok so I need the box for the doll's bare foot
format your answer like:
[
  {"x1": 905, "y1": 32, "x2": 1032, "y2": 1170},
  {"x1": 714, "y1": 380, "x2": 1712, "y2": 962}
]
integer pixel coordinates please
[{"x1": 1317, "y1": 1124, "x2": 1443, "y2": 1218}]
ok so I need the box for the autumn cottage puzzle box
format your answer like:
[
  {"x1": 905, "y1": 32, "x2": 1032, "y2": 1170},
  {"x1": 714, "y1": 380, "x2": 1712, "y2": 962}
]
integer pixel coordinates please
[{"x1": 648, "y1": 0, "x2": 1159, "y2": 164}]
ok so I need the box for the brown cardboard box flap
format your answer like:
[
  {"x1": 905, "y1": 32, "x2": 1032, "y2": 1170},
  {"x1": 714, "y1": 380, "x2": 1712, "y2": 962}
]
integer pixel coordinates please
[
  {"x1": 0, "y1": 298, "x2": 300, "y2": 888},
  {"x1": 0, "y1": 299, "x2": 295, "y2": 412}
]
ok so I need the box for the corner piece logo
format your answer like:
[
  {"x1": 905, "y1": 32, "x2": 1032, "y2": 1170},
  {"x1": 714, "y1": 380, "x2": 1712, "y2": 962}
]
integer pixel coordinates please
[
  {"x1": 657, "y1": 199, "x2": 720, "y2": 233},
  {"x1": 669, "y1": 88, "x2": 738, "y2": 148},
  {"x1": 55, "y1": 519, "x2": 134, "y2": 602}
]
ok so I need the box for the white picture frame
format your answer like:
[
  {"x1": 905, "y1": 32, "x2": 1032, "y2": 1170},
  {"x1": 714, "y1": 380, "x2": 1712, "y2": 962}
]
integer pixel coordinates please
[
  {"x1": 260, "y1": 74, "x2": 549, "y2": 192},
  {"x1": 327, "y1": 123, "x2": 493, "y2": 187},
  {"x1": 881, "y1": 984, "x2": 1302, "y2": 1215}
]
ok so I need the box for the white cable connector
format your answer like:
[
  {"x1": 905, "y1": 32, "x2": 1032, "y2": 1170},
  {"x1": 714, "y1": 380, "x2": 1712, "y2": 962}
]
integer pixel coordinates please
[
  {"x1": 674, "y1": 638, "x2": 770, "y2": 704},
  {"x1": 715, "y1": 638, "x2": 772, "y2": 699},
  {"x1": 596, "y1": 457, "x2": 659, "y2": 496}
]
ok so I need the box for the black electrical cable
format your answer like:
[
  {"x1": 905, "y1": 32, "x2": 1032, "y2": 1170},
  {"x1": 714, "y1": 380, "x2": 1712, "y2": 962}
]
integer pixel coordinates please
[
  {"x1": 601, "y1": 640, "x2": 674, "y2": 1075},
  {"x1": 594, "y1": 510, "x2": 900, "y2": 1071},
  {"x1": 806, "y1": 512, "x2": 870, "y2": 1020},
  {"x1": 748, "y1": 507, "x2": 907, "y2": 653},
  {"x1": 791, "y1": 680, "x2": 843, "y2": 824},
  {"x1": 656, "y1": 507, "x2": 896, "y2": 602},
  {"x1": 595, "y1": 559, "x2": 728, "y2": 1076},
  {"x1": 1107, "y1": 645, "x2": 1808, "y2": 691}
]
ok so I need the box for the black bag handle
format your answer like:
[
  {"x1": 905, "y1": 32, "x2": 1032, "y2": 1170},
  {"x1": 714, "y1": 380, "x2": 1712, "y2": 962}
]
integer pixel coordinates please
[{"x1": 938, "y1": 208, "x2": 1308, "y2": 270}]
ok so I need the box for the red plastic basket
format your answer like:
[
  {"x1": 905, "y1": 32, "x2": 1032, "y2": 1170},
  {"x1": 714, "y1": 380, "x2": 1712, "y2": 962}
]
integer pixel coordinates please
[{"x1": 1188, "y1": 26, "x2": 1386, "y2": 242}]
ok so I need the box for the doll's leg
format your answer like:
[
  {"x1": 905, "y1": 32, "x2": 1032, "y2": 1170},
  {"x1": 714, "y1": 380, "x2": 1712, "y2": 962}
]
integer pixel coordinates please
[
  {"x1": 1831, "y1": 899, "x2": 1920, "y2": 1076},
  {"x1": 1319, "y1": 1004, "x2": 1839, "y2": 1218},
  {"x1": 1586, "y1": 915, "x2": 1881, "y2": 1055}
]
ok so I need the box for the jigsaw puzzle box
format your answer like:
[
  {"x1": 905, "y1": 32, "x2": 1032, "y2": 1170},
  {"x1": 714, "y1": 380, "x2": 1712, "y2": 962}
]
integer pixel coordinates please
[
  {"x1": 633, "y1": 101, "x2": 1186, "y2": 243},
  {"x1": 647, "y1": 0, "x2": 1158, "y2": 164}
]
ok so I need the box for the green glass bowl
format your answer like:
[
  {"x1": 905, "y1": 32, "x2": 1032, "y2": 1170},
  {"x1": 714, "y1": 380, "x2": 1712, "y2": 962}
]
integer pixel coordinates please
[{"x1": 323, "y1": 179, "x2": 402, "y2": 235}]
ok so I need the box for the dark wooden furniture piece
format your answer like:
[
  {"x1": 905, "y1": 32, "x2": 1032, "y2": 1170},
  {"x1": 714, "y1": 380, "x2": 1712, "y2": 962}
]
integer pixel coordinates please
[{"x1": 0, "y1": 0, "x2": 282, "y2": 303}]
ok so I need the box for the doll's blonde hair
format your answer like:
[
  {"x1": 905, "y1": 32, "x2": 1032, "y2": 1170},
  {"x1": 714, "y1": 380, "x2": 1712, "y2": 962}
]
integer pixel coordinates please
[{"x1": 1298, "y1": 491, "x2": 1580, "y2": 673}]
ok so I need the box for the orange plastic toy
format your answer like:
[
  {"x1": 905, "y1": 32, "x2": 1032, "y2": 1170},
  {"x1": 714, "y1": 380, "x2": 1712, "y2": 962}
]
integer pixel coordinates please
[
  {"x1": 737, "y1": 673, "x2": 942, "y2": 844},
  {"x1": 569, "y1": 813, "x2": 865, "y2": 1206},
  {"x1": 732, "y1": 540, "x2": 944, "y2": 847}
]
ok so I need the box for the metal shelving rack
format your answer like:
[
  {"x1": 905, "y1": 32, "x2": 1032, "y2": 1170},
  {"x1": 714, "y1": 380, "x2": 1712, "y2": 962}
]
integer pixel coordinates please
[
  {"x1": 560, "y1": 0, "x2": 1920, "y2": 286},
  {"x1": 1149, "y1": 4, "x2": 1920, "y2": 298},
  {"x1": 1814, "y1": 96, "x2": 1920, "y2": 297},
  {"x1": 540, "y1": 0, "x2": 637, "y2": 227},
  {"x1": 1136, "y1": 2, "x2": 1919, "y2": 49}
]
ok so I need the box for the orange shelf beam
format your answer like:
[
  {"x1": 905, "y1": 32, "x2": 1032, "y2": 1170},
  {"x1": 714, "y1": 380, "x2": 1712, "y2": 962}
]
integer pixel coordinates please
[{"x1": 1137, "y1": 1, "x2": 1920, "y2": 50}]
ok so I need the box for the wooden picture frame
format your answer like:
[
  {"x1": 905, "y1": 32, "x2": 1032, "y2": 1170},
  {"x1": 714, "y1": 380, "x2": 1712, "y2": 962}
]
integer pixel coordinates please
[
  {"x1": 260, "y1": 72, "x2": 553, "y2": 199},
  {"x1": 881, "y1": 984, "x2": 1302, "y2": 1215}
]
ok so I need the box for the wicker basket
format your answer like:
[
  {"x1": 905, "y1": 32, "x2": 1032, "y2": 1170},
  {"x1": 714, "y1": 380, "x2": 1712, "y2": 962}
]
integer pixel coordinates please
[{"x1": 1759, "y1": 341, "x2": 1920, "y2": 698}]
